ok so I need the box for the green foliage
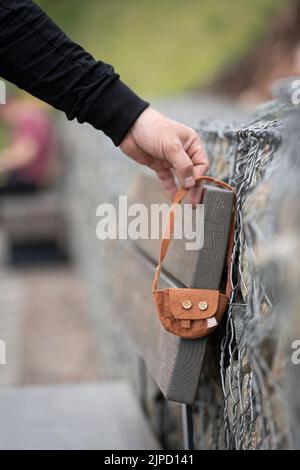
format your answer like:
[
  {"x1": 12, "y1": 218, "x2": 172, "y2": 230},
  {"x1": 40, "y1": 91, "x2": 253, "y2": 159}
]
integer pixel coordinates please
[{"x1": 34, "y1": 1, "x2": 284, "y2": 97}]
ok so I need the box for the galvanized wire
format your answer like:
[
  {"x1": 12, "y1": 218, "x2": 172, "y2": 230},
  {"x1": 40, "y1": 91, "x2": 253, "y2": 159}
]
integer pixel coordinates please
[{"x1": 194, "y1": 108, "x2": 288, "y2": 450}]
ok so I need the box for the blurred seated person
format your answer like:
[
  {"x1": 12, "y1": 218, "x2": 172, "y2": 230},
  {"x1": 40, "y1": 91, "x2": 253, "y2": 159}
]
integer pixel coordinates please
[{"x1": 0, "y1": 95, "x2": 57, "y2": 195}]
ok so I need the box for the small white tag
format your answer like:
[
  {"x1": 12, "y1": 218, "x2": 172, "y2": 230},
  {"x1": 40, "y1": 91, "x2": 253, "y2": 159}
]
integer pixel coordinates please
[{"x1": 207, "y1": 316, "x2": 218, "y2": 328}]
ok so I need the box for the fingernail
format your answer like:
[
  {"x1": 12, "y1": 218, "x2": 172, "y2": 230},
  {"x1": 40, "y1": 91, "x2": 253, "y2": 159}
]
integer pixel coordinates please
[{"x1": 184, "y1": 177, "x2": 195, "y2": 188}]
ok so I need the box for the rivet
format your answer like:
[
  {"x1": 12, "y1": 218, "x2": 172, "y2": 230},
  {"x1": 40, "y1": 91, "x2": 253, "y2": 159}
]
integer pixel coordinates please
[
  {"x1": 198, "y1": 301, "x2": 208, "y2": 311},
  {"x1": 182, "y1": 300, "x2": 192, "y2": 310}
]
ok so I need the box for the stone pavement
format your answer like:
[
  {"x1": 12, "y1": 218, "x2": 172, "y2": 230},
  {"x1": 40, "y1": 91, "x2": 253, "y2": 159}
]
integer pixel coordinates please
[
  {"x1": 0, "y1": 266, "x2": 102, "y2": 385},
  {"x1": 0, "y1": 264, "x2": 158, "y2": 449},
  {"x1": 0, "y1": 382, "x2": 159, "y2": 450},
  {"x1": 0, "y1": 271, "x2": 25, "y2": 385}
]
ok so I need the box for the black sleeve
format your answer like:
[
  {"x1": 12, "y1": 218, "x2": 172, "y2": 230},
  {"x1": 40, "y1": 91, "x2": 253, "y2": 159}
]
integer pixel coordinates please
[{"x1": 0, "y1": 0, "x2": 149, "y2": 145}]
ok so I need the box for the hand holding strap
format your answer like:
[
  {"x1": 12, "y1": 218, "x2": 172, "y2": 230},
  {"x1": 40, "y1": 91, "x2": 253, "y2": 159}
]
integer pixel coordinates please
[{"x1": 152, "y1": 176, "x2": 236, "y2": 297}]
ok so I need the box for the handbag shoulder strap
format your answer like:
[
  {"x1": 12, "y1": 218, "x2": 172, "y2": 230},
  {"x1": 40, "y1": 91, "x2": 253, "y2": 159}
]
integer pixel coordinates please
[{"x1": 152, "y1": 176, "x2": 236, "y2": 298}]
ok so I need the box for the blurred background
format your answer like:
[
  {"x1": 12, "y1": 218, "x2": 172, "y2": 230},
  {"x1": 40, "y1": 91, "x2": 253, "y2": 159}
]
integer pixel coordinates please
[
  {"x1": 0, "y1": 0, "x2": 299, "y2": 450},
  {"x1": 36, "y1": 0, "x2": 299, "y2": 99}
]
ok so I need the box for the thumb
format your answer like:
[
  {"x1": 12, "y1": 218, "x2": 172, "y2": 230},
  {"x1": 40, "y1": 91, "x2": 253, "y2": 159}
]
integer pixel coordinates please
[{"x1": 165, "y1": 139, "x2": 195, "y2": 188}]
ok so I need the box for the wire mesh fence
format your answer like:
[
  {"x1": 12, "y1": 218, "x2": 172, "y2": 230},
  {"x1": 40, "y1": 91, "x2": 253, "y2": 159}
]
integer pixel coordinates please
[{"x1": 192, "y1": 78, "x2": 300, "y2": 450}]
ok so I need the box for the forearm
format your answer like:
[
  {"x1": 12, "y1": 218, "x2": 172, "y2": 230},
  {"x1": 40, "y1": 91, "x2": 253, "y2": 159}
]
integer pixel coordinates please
[{"x1": 0, "y1": 0, "x2": 149, "y2": 145}]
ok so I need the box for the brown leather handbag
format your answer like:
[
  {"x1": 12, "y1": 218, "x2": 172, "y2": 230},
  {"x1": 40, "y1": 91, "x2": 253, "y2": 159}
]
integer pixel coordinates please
[{"x1": 152, "y1": 176, "x2": 236, "y2": 340}]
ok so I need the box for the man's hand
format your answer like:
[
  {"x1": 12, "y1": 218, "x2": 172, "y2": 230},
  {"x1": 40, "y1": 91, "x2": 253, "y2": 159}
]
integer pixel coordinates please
[{"x1": 119, "y1": 107, "x2": 209, "y2": 204}]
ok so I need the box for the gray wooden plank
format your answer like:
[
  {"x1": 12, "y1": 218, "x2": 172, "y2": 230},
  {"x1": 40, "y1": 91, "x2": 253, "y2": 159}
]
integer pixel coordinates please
[
  {"x1": 113, "y1": 174, "x2": 234, "y2": 404},
  {"x1": 114, "y1": 250, "x2": 207, "y2": 403},
  {"x1": 132, "y1": 175, "x2": 234, "y2": 288}
]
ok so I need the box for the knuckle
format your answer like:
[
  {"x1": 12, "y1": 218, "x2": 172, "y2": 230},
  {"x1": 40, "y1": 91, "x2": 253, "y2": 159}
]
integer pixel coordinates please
[
  {"x1": 192, "y1": 138, "x2": 203, "y2": 151},
  {"x1": 189, "y1": 141, "x2": 204, "y2": 157}
]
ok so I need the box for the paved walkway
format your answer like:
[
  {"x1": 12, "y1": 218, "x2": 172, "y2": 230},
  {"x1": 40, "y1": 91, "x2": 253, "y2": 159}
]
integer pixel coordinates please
[
  {"x1": 0, "y1": 382, "x2": 159, "y2": 450},
  {"x1": 0, "y1": 271, "x2": 24, "y2": 385},
  {"x1": 0, "y1": 267, "x2": 159, "y2": 449},
  {"x1": 0, "y1": 266, "x2": 102, "y2": 385},
  {"x1": 0, "y1": 267, "x2": 158, "y2": 450}
]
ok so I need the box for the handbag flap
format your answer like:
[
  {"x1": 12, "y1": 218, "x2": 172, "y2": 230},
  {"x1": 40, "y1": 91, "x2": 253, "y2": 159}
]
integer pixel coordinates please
[{"x1": 168, "y1": 288, "x2": 220, "y2": 320}]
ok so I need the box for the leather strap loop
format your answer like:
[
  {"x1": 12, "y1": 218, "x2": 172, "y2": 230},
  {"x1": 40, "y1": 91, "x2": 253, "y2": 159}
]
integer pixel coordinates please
[{"x1": 152, "y1": 176, "x2": 236, "y2": 297}]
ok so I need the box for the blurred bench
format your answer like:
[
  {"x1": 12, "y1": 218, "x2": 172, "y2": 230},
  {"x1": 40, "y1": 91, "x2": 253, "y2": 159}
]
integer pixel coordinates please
[{"x1": 114, "y1": 174, "x2": 234, "y2": 404}]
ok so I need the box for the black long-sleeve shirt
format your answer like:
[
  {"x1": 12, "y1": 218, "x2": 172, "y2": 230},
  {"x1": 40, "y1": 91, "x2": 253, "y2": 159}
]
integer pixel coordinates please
[{"x1": 0, "y1": 0, "x2": 149, "y2": 145}]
